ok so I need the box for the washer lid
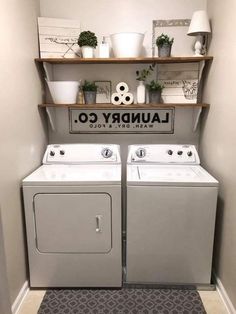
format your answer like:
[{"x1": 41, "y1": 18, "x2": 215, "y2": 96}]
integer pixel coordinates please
[
  {"x1": 127, "y1": 165, "x2": 218, "y2": 186},
  {"x1": 23, "y1": 164, "x2": 121, "y2": 186}
]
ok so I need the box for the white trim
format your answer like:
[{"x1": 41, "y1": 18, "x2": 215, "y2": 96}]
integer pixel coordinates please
[
  {"x1": 213, "y1": 273, "x2": 236, "y2": 314},
  {"x1": 11, "y1": 281, "x2": 29, "y2": 314}
]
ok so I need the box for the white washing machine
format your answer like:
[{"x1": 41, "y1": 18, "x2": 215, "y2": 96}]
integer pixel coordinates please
[
  {"x1": 126, "y1": 144, "x2": 218, "y2": 286},
  {"x1": 23, "y1": 144, "x2": 122, "y2": 287}
]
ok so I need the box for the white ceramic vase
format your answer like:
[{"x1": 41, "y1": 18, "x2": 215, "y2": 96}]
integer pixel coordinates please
[
  {"x1": 81, "y1": 46, "x2": 94, "y2": 58},
  {"x1": 137, "y1": 81, "x2": 146, "y2": 104}
]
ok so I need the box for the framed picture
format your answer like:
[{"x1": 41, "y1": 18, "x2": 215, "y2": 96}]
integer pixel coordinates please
[
  {"x1": 152, "y1": 19, "x2": 195, "y2": 57},
  {"x1": 95, "y1": 81, "x2": 112, "y2": 104},
  {"x1": 38, "y1": 17, "x2": 80, "y2": 58},
  {"x1": 158, "y1": 62, "x2": 200, "y2": 104}
]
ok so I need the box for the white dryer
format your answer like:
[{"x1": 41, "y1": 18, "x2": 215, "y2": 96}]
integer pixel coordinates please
[
  {"x1": 23, "y1": 144, "x2": 122, "y2": 287},
  {"x1": 126, "y1": 144, "x2": 218, "y2": 286}
]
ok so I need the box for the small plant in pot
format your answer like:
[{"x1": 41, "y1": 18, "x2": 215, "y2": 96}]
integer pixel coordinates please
[
  {"x1": 146, "y1": 80, "x2": 164, "y2": 104},
  {"x1": 82, "y1": 80, "x2": 98, "y2": 104},
  {"x1": 78, "y1": 31, "x2": 98, "y2": 58},
  {"x1": 156, "y1": 33, "x2": 174, "y2": 57}
]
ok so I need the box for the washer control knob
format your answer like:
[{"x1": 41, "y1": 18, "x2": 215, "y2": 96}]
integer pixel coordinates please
[
  {"x1": 167, "y1": 150, "x2": 173, "y2": 155},
  {"x1": 177, "y1": 150, "x2": 183, "y2": 155},
  {"x1": 60, "y1": 150, "x2": 65, "y2": 156},
  {"x1": 102, "y1": 148, "x2": 113, "y2": 158},
  {"x1": 187, "y1": 151, "x2": 193, "y2": 157},
  {"x1": 50, "y1": 150, "x2": 55, "y2": 157},
  {"x1": 136, "y1": 148, "x2": 146, "y2": 158}
]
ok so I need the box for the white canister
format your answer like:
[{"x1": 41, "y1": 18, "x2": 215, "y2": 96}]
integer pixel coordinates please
[{"x1": 137, "y1": 81, "x2": 146, "y2": 104}]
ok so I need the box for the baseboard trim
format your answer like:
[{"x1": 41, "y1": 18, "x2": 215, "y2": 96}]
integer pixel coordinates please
[
  {"x1": 213, "y1": 272, "x2": 236, "y2": 314},
  {"x1": 11, "y1": 281, "x2": 29, "y2": 314}
]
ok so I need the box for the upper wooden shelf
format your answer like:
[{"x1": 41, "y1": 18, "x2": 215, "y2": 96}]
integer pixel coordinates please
[
  {"x1": 35, "y1": 56, "x2": 213, "y2": 65},
  {"x1": 39, "y1": 103, "x2": 210, "y2": 109}
]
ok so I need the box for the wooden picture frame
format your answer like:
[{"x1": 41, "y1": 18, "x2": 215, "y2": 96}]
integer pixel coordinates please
[
  {"x1": 38, "y1": 17, "x2": 80, "y2": 58},
  {"x1": 95, "y1": 81, "x2": 112, "y2": 104},
  {"x1": 152, "y1": 19, "x2": 195, "y2": 57}
]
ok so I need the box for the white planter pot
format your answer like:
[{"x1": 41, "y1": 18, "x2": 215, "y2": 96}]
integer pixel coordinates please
[
  {"x1": 137, "y1": 81, "x2": 146, "y2": 104},
  {"x1": 46, "y1": 81, "x2": 79, "y2": 104},
  {"x1": 110, "y1": 32, "x2": 144, "y2": 58},
  {"x1": 81, "y1": 46, "x2": 94, "y2": 58}
]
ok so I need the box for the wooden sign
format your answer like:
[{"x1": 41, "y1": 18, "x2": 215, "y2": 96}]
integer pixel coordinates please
[
  {"x1": 69, "y1": 109, "x2": 174, "y2": 134},
  {"x1": 159, "y1": 63, "x2": 199, "y2": 103},
  {"x1": 38, "y1": 17, "x2": 80, "y2": 58}
]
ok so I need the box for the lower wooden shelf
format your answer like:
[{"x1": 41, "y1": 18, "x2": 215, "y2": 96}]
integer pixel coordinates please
[{"x1": 38, "y1": 103, "x2": 210, "y2": 109}]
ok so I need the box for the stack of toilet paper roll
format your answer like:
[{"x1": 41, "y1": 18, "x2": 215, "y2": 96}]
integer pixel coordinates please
[{"x1": 111, "y1": 82, "x2": 134, "y2": 105}]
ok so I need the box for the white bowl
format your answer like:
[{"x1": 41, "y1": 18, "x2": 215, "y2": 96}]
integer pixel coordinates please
[
  {"x1": 110, "y1": 32, "x2": 144, "y2": 58},
  {"x1": 46, "y1": 81, "x2": 79, "y2": 104}
]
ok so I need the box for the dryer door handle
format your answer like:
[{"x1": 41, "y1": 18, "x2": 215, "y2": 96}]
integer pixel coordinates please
[{"x1": 95, "y1": 215, "x2": 102, "y2": 233}]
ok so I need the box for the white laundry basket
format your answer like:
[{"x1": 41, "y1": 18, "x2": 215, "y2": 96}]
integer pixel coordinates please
[
  {"x1": 110, "y1": 32, "x2": 144, "y2": 58},
  {"x1": 47, "y1": 81, "x2": 79, "y2": 104}
]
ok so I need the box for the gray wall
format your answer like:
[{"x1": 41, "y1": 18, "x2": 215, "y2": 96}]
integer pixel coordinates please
[
  {"x1": 40, "y1": 0, "x2": 206, "y2": 57},
  {"x1": 0, "y1": 0, "x2": 47, "y2": 304},
  {"x1": 200, "y1": 0, "x2": 236, "y2": 309},
  {"x1": 40, "y1": 0, "x2": 207, "y2": 152}
]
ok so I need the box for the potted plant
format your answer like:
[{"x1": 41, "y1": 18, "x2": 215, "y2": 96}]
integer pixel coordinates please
[
  {"x1": 82, "y1": 80, "x2": 98, "y2": 104},
  {"x1": 136, "y1": 65, "x2": 154, "y2": 104},
  {"x1": 78, "y1": 31, "x2": 98, "y2": 58},
  {"x1": 146, "y1": 80, "x2": 164, "y2": 104},
  {"x1": 156, "y1": 33, "x2": 174, "y2": 57}
]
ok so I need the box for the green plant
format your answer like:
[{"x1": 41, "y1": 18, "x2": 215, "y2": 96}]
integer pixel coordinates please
[
  {"x1": 136, "y1": 64, "x2": 155, "y2": 81},
  {"x1": 146, "y1": 80, "x2": 164, "y2": 92},
  {"x1": 78, "y1": 31, "x2": 98, "y2": 48},
  {"x1": 82, "y1": 80, "x2": 98, "y2": 92},
  {"x1": 156, "y1": 33, "x2": 174, "y2": 47}
]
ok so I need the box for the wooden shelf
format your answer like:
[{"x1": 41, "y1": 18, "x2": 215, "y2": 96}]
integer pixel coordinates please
[
  {"x1": 35, "y1": 56, "x2": 213, "y2": 65},
  {"x1": 39, "y1": 103, "x2": 210, "y2": 109}
]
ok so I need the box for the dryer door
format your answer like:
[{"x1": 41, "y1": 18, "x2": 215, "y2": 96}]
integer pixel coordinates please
[{"x1": 34, "y1": 193, "x2": 111, "y2": 253}]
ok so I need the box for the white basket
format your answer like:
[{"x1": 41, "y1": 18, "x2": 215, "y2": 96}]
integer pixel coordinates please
[
  {"x1": 47, "y1": 81, "x2": 79, "y2": 104},
  {"x1": 110, "y1": 32, "x2": 144, "y2": 58}
]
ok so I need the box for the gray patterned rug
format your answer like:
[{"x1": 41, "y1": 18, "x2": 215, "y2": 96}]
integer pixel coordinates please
[{"x1": 38, "y1": 288, "x2": 206, "y2": 314}]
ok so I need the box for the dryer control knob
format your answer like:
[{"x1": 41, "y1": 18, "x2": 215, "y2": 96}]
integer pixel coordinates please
[
  {"x1": 136, "y1": 148, "x2": 146, "y2": 158},
  {"x1": 177, "y1": 150, "x2": 183, "y2": 155},
  {"x1": 102, "y1": 148, "x2": 113, "y2": 158},
  {"x1": 187, "y1": 151, "x2": 193, "y2": 157},
  {"x1": 60, "y1": 150, "x2": 65, "y2": 156},
  {"x1": 50, "y1": 150, "x2": 55, "y2": 157},
  {"x1": 167, "y1": 150, "x2": 173, "y2": 155}
]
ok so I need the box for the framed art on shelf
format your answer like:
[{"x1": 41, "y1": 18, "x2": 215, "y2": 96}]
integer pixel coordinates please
[
  {"x1": 38, "y1": 17, "x2": 80, "y2": 58},
  {"x1": 152, "y1": 19, "x2": 195, "y2": 57},
  {"x1": 95, "y1": 81, "x2": 112, "y2": 104}
]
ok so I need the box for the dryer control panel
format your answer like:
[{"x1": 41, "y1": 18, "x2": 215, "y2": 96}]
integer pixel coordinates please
[
  {"x1": 128, "y1": 144, "x2": 200, "y2": 164},
  {"x1": 43, "y1": 144, "x2": 120, "y2": 164}
]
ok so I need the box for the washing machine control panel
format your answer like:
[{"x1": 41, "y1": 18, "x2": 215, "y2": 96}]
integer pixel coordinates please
[
  {"x1": 129, "y1": 145, "x2": 200, "y2": 164},
  {"x1": 43, "y1": 144, "x2": 120, "y2": 164}
]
